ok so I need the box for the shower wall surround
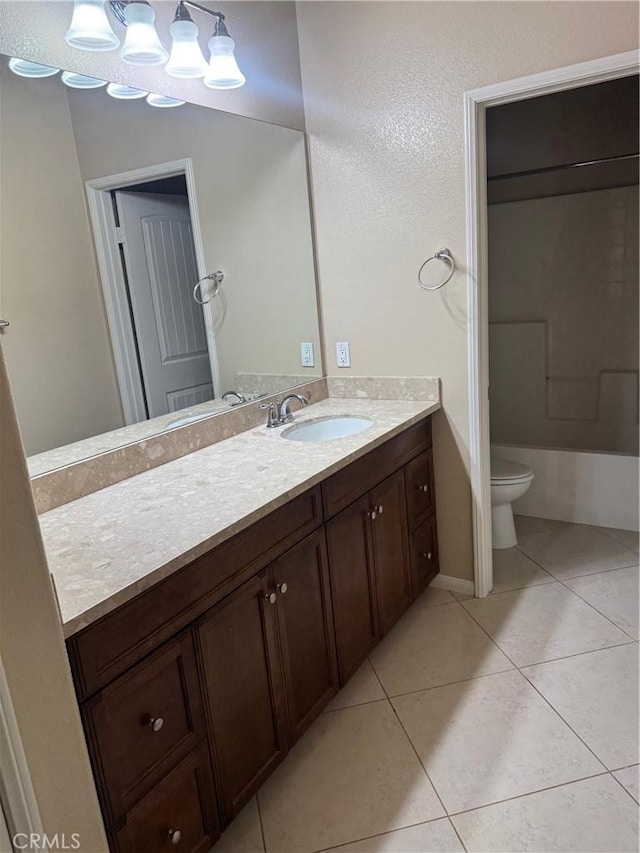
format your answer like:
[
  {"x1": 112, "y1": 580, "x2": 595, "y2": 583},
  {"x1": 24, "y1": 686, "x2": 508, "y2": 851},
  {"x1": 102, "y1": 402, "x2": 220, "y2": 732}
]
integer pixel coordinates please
[{"x1": 489, "y1": 185, "x2": 639, "y2": 455}]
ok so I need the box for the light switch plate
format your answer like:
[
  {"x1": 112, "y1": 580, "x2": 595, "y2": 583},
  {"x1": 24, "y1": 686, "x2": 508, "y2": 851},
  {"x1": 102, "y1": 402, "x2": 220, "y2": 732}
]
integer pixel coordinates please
[
  {"x1": 300, "y1": 342, "x2": 314, "y2": 367},
  {"x1": 336, "y1": 341, "x2": 351, "y2": 368}
]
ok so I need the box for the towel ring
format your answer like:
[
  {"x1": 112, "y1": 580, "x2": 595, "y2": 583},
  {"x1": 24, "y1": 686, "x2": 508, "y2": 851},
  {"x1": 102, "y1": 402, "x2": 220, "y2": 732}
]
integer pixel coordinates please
[
  {"x1": 193, "y1": 271, "x2": 224, "y2": 305},
  {"x1": 418, "y1": 248, "x2": 455, "y2": 291}
]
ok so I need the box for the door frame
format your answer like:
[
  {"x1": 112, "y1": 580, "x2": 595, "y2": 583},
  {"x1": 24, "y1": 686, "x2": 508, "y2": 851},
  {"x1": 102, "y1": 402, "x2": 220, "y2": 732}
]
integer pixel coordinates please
[
  {"x1": 0, "y1": 663, "x2": 44, "y2": 848},
  {"x1": 464, "y1": 49, "x2": 639, "y2": 597},
  {"x1": 86, "y1": 158, "x2": 221, "y2": 424}
]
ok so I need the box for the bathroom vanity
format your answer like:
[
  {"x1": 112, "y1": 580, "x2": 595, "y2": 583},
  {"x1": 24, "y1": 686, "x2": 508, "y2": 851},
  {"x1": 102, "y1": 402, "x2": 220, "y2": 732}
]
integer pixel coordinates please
[{"x1": 54, "y1": 405, "x2": 439, "y2": 852}]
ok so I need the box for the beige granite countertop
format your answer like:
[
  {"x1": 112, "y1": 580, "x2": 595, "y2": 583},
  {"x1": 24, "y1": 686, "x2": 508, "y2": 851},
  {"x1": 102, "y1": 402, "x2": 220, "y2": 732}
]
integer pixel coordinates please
[{"x1": 40, "y1": 396, "x2": 440, "y2": 638}]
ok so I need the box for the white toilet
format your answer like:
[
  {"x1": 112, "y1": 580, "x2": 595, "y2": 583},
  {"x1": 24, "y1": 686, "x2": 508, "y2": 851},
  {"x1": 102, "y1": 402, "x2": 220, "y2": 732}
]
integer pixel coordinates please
[{"x1": 490, "y1": 456, "x2": 535, "y2": 549}]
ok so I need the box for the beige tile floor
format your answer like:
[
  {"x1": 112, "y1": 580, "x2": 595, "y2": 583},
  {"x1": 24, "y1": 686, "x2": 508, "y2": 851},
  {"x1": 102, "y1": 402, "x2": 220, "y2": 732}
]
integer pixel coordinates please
[{"x1": 215, "y1": 517, "x2": 639, "y2": 853}]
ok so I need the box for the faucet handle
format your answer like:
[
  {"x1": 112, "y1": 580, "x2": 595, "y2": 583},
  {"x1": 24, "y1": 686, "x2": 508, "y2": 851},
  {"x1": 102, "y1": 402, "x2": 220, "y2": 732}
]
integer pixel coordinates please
[{"x1": 259, "y1": 399, "x2": 280, "y2": 428}]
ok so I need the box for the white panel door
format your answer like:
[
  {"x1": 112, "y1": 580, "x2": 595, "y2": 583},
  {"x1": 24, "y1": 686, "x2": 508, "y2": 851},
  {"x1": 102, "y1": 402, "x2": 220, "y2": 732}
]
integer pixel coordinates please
[{"x1": 115, "y1": 190, "x2": 214, "y2": 418}]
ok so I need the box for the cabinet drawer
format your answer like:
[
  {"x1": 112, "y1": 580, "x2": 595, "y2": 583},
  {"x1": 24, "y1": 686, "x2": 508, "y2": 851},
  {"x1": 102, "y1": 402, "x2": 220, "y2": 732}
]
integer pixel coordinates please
[
  {"x1": 69, "y1": 486, "x2": 323, "y2": 698},
  {"x1": 409, "y1": 515, "x2": 439, "y2": 597},
  {"x1": 82, "y1": 634, "x2": 204, "y2": 824},
  {"x1": 114, "y1": 745, "x2": 220, "y2": 853},
  {"x1": 405, "y1": 448, "x2": 435, "y2": 531},
  {"x1": 323, "y1": 418, "x2": 432, "y2": 518}
]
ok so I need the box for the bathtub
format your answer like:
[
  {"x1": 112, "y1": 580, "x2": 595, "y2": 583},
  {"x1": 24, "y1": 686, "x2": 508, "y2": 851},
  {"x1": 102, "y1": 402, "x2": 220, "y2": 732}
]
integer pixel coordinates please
[{"x1": 491, "y1": 444, "x2": 639, "y2": 531}]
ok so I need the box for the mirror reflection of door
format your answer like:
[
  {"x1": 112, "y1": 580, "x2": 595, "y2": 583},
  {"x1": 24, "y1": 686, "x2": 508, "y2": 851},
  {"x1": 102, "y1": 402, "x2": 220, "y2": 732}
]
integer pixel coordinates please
[{"x1": 115, "y1": 185, "x2": 214, "y2": 419}]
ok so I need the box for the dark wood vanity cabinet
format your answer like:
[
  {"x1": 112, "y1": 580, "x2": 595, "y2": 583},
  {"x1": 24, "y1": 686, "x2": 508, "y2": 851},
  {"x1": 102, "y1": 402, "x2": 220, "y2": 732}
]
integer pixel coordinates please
[
  {"x1": 67, "y1": 416, "x2": 439, "y2": 851},
  {"x1": 196, "y1": 570, "x2": 288, "y2": 822},
  {"x1": 326, "y1": 469, "x2": 412, "y2": 683},
  {"x1": 197, "y1": 529, "x2": 338, "y2": 823},
  {"x1": 326, "y1": 495, "x2": 380, "y2": 683},
  {"x1": 369, "y1": 470, "x2": 412, "y2": 637}
]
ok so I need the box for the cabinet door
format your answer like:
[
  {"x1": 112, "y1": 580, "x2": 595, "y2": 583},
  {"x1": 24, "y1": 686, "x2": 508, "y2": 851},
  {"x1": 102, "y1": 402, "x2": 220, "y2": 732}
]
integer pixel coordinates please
[
  {"x1": 114, "y1": 745, "x2": 220, "y2": 853},
  {"x1": 196, "y1": 572, "x2": 288, "y2": 821},
  {"x1": 326, "y1": 496, "x2": 379, "y2": 684},
  {"x1": 369, "y1": 470, "x2": 412, "y2": 636},
  {"x1": 405, "y1": 448, "x2": 435, "y2": 531},
  {"x1": 409, "y1": 514, "x2": 440, "y2": 596},
  {"x1": 272, "y1": 530, "x2": 339, "y2": 742},
  {"x1": 83, "y1": 633, "x2": 204, "y2": 823}
]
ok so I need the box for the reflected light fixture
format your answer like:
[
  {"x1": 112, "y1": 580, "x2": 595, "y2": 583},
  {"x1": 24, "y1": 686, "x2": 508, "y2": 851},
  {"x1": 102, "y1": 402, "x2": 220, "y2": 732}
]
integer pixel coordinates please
[
  {"x1": 146, "y1": 93, "x2": 186, "y2": 108},
  {"x1": 64, "y1": 0, "x2": 245, "y2": 88},
  {"x1": 61, "y1": 71, "x2": 108, "y2": 88},
  {"x1": 65, "y1": 0, "x2": 120, "y2": 51},
  {"x1": 106, "y1": 82, "x2": 148, "y2": 98},
  {"x1": 8, "y1": 58, "x2": 60, "y2": 77}
]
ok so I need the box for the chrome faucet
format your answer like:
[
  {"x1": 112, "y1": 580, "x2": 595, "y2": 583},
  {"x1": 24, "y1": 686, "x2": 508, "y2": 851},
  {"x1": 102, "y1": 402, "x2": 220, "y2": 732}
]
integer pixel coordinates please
[
  {"x1": 222, "y1": 391, "x2": 247, "y2": 405},
  {"x1": 279, "y1": 394, "x2": 310, "y2": 424},
  {"x1": 259, "y1": 394, "x2": 310, "y2": 428}
]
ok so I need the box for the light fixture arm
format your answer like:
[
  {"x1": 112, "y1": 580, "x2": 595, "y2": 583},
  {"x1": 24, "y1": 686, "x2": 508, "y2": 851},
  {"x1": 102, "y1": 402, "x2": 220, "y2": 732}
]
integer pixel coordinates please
[{"x1": 108, "y1": 0, "x2": 229, "y2": 34}]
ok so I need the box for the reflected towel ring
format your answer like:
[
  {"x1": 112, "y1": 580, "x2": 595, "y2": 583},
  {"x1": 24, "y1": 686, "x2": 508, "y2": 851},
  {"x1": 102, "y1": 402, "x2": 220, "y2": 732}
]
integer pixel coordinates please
[
  {"x1": 417, "y1": 248, "x2": 455, "y2": 291},
  {"x1": 193, "y1": 271, "x2": 224, "y2": 305}
]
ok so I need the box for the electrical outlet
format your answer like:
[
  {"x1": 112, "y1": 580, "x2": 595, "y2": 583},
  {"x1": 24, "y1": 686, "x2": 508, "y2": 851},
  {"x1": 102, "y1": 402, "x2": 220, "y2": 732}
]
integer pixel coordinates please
[
  {"x1": 336, "y1": 341, "x2": 351, "y2": 368},
  {"x1": 300, "y1": 342, "x2": 314, "y2": 368}
]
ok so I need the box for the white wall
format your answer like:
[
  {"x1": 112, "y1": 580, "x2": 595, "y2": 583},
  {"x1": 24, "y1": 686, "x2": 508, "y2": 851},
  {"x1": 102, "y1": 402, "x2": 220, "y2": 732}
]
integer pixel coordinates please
[
  {"x1": 296, "y1": 0, "x2": 640, "y2": 582},
  {"x1": 0, "y1": 64, "x2": 125, "y2": 455},
  {"x1": 0, "y1": 345, "x2": 108, "y2": 851},
  {"x1": 493, "y1": 443, "x2": 639, "y2": 531},
  {"x1": 489, "y1": 186, "x2": 639, "y2": 455}
]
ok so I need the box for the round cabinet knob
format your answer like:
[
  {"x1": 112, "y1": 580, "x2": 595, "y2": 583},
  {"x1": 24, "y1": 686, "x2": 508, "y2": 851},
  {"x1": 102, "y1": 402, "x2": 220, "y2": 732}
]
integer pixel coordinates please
[
  {"x1": 368, "y1": 509, "x2": 377, "y2": 520},
  {"x1": 419, "y1": 484, "x2": 429, "y2": 493},
  {"x1": 148, "y1": 716, "x2": 164, "y2": 733},
  {"x1": 168, "y1": 829, "x2": 182, "y2": 846},
  {"x1": 377, "y1": 505, "x2": 384, "y2": 514},
  {"x1": 265, "y1": 591, "x2": 277, "y2": 605},
  {"x1": 278, "y1": 583, "x2": 288, "y2": 595},
  {"x1": 421, "y1": 552, "x2": 433, "y2": 560}
]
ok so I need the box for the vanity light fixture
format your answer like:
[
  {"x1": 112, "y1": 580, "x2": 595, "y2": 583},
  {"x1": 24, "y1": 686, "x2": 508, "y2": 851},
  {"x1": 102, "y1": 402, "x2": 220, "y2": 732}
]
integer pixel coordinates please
[
  {"x1": 120, "y1": 1, "x2": 168, "y2": 66},
  {"x1": 106, "y1": 82, "x2": 148, "y2": 98},
  {"x1": 61, "y1": 71, "x2": 108, "y2": 88},
  {"x1": 65, "y1": 0, "x2": 120, "y2": 51},
  {"x1": 146, "y1": 92, "x2": 185, "y2": 107},
  {"x1": 8, "y1": 58, "x2": 60, "y2": 78},
  {"x1": 203, "y1": 16, "x2": 245, "y2": 90},
  {"x1": 166, "y1": 2, "x2": 207, "y2": 78},
  {"x1": 64, "y1": 0, "x2": 245, "y2": 88}
]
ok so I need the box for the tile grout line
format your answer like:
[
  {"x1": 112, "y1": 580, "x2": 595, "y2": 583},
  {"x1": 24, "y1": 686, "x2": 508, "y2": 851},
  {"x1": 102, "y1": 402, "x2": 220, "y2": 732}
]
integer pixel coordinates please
[
  {"x1": 308, "y1": 815, "x2": 465, "y2": 853},
  {"x1": 609, "y1": 768, "x2": 640, "y2": 806},
  {"x1": 255, "y1": 792, "x2": 269, "y2": 853},
  {"x1": 518, "y1": 668, "x2": 611, "y2": 774},
  {"x1": 555, "y1": 575, "x2": 638, "y2": 642},
  {"x1": 489, "y1": 542, "x2": 637, "y2": 641},
  {"x1": 462, "y1": 591, "x2": 629, "y2": 772},
  {"x1": 446, "y1": 770, "x2": 612, "y2": 821},
  {"x1": 367, "y1": 650, "x2": 453, "y2": 823}
]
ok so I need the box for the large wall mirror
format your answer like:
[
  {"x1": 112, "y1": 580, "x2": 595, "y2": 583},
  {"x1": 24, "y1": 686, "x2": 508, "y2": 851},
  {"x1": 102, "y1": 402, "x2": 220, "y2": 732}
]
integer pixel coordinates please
[{"x1": 0, "y1": 56, "x2": 322, "y2": 474}]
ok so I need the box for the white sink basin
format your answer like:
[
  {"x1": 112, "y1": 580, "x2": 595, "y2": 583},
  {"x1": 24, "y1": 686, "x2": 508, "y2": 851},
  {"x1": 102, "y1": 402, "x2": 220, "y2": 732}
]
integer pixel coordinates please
[{"x1": 281, "y1": 415, "x2": 373, "y2": 443}]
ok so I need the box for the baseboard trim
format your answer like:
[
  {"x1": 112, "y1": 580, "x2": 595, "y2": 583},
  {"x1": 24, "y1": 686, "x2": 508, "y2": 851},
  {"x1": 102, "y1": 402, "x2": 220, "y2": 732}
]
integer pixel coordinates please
[{"x1": 430, "y1": 574, "x2": 476, "y2": 596}]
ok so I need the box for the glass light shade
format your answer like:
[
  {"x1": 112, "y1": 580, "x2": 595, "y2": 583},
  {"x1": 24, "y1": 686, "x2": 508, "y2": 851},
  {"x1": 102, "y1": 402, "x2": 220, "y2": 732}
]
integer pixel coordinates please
[
  {"x1": 106, "y1": 82, "x2": 148, "y2": 99},
  {"x1": 8, "y1": 58, "x2": 59, "y2": 78},
  {"x1": 61, "y1": 71, "x2": 108, "y2": 88},
  {"x1": 65, "y1": 0, "x2": 120, "y2": 52},
  {"x1": 121, "y1": 2, "x2": 168, "y2": 66},
  {"x1": 203, "y1": 35, "x2": 245, "y2": 89},
  {"x1": 146, "y1": 93, "x2": 185, "y2": 108},
  {"x1": 166, "y1": 19, "x2": 207, "y2": 78}
]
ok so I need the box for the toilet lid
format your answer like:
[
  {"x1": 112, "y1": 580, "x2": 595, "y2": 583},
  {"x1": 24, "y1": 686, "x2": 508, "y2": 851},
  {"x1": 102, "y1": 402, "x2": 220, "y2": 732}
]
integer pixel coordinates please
[{"x1": 491, "y1": 456, "x2": 533, "y2": 481}]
